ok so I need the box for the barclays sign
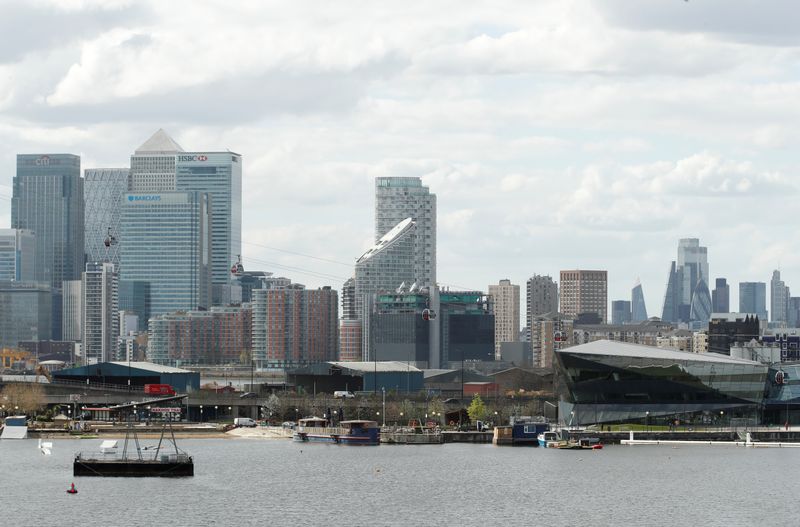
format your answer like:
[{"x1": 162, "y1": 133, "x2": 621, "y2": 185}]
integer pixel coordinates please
[{"x1": 128, "y1": 195, "x2": 161, "y2": 202}]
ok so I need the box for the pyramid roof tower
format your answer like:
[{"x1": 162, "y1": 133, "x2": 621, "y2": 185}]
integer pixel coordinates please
[{"x1": 135, "y1": 129, "x2": 184, "y2": 153}]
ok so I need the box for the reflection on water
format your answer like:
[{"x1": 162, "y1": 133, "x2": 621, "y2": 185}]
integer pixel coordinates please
[{"x1": 0, "y1": 438, "x2": 795, "y2": 526}]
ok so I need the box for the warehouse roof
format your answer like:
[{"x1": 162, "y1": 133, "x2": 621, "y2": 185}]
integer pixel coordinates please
[
  {"x1": 329, "y1": 361, "x2": 422, "y2": 373},
  {"x1": 558, "y1": 339, "x2": 761, "y2": 365},
  {"x1": 109, "y1": 362, "x2": 194, "y2": 374}
]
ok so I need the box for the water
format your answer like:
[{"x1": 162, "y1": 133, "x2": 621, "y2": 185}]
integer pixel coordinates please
[{"x1": 1, "y1": 438, "x2": 796, "y2": 526}]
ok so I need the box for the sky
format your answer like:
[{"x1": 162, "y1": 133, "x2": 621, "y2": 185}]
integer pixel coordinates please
[{"x1": 1, "y1": 0, "x2": 799, "y2": 318}]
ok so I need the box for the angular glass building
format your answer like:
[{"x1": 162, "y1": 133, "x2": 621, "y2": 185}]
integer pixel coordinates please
[
  {"x1": 631, "y1": 280, "x2": 648, "y2": 323},
  {"x1": 84, "y1": 168, "x2": 130, "y2": 267},
  {"x1": 556, "y1": 340, "x2": 767, "y2": 425}
]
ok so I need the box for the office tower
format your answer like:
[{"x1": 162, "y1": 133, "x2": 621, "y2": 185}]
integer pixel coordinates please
[
  {"x1": 612, "y1": 300, "x2": 632, "y2": 325},
  {"x1": 369, "y1": 291, "x2": 431, "y2": 366},
  {"x1": 355, "y1": 218, "x2": 416, "y2": 359},
  {"x1": 739, "y1": 282, "x2": 768, "y2": 320},
  {"x1": 531, "y1": 313, "x2": 573, "y2": 369},
  {"x1": 661, "y1": 238, "x2": 709, "y2": 324},
  {"x1": 130, "y1": 130, "x2": 242, "y2": 305},
  {"x1": 233, "y1": 271, "x2": 273, "y2": 303},
  {"x1": 689, "y1": 279, "x2": 712, "y2": 328},
  {"x1": 712, "y1": 278, "x2": 730, "y2": 313},
  {"x1": 631, "y1": 280, "x2": 648, "y2": 323},
  {"x1": 148, "y1": 305, "x2": 252, "y2": 365},
  {"x1": 120, "y1": 192, "x2": 212, "y2": 318},
  {"x1": 62, "y1": 280, "x2": 82, "y2": 342},
  {"x1": 374, "y1": 177, "x2": 436, "y2": 287},
  {"x1": 488, "y1": 279, "x2": 520, "y2": 358},
  {"x1": 341, "y1": 277, "x2": 356, "y2": 320},
  {"x1": 12, "y1": 154, "x2": 84, "y2": 287},
  {"x1": 0, "y1": 281, "x2": 52, "y2": 348},
  {"x1": 82, "y1": 262, "x2": 119, "y2": 364},
  {"x1": 119, "y1": 280, "x2": 150, "y2": 331},
  {"x1": 438, "y1": 290, "x2": 494, "y2": 365},
  {"x1": 559, "y1": 270, "x2": 608, "y2": 323},
  {"x1": 526, "y1": 274, "x2": 559, "y2": 329},
  {"x1": 788, "y1": 297, "x2": 800, "y2": 328},
  {"x1": 770, "y1": 270, "x2": 790, "y2": 324},
  {"x1": 251, "y1": 285, "x2": 338, "y2": 368},
  {"x1": 84, "y1": 168, "x2": 130, "y2": 267},
  {"x1": 0, "y1": 228, "x2": 35, "y2": 281}
]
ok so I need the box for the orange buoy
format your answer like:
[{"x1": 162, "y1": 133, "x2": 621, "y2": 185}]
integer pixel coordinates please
[{"x1": 66, "y1": 483, "x2": 78, "y2": 494}]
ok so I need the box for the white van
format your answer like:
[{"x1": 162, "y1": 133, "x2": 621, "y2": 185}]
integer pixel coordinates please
[
  {"x1": 234, "y1": 417, "x2": 257, "y2": 428},
  {"x1": 333, "y1": 391, "x2": 355, "y2": 399}
]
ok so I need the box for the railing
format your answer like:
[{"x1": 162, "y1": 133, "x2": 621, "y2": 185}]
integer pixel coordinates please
[{"x1": 50, "y1": 378, "x2": 145, "y2": 392}]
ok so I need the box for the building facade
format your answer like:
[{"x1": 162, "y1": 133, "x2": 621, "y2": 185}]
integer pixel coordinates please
[
  {"x1": 439, "y1": 290, "x2": 494, "y2": 365},
  {"x1": 531, "y1": 312, "x2": 574, "y2": 369},
  {"x1": 661, "y1": 238, "x2": 710, "y2": 325},
  {"x1": 559, "y1": 270, "x2": 607, "y2": 323},
  {"x1": 708, "y1": 314, "x2": 761, "y2": 355},
  {"x1": 526, "y1": 274, "x2": 559, "y2": 329},
  {"x1": 82, "y1": 262, "x2": 119, "y2": 364},
  {"x1": 251, "y1": 285, "x2": 339, "y2": 368},
  {"x1": 0, "y1": 229, "x2": 35, "y2": 282},
  {"x1": 120, "y1": 192, "x2": 212, "y2": 318},
  {"x1": 148, "y1": 305, "x2": 252, "y2": 365},
  {"x1": 712, "y1": 278, "x2": 730, "y2": 314},
  {"x1": 573, "y1": 319, "x2": 674, "y2": 348},
  {"x1": 62, "y1": 279, "x2": 82, "y2": 342},
  {"x1": 488, "y1": 279, "x2": 520, "y2": 359},
  {"x1": 0, "y1": 281, "x2": 52, "y2": 348},
  {"x1": 631, "y1": 280, "x2": 648, "y2": 323},
  {"x1": 84, "y1": 168, "x2": 130, "y2": 268},
  {"x1": 771, "y1": 270, "x2": 789, "y2": 325},
  {"x1": 739, "y1": 282, "x2": 768, "y2": 321},
  {"x1": 374, "y1": 177, "x2": 436, "y2": 287},
  {"x1": 611, "y1": 300, "x2": 632, "y2": 325}
]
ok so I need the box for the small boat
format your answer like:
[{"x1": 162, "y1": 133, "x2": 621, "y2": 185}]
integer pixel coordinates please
[
  {"x1": 554, "y1": 437, "x2": 603, "y2": 450},
  {"x1": 38, "y1": 438, "x2": 53, "y2": 455},
  {"x1": 537, "y1": 431, "x2": 560, "y2": 448},
  {"x1": 293, "y1": 417, "x2": 380, "y2": 445},
  {"x1": 1, "y1": 416, "x2": 28, "y2": 439}
]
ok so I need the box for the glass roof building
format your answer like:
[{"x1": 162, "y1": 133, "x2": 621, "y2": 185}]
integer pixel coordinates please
[{"x1": 556, "y1": 340, "x2": 767, "y2": 425}]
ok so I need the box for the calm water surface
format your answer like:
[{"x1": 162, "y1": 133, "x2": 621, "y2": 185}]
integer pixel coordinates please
[{"x1": 0, "y1": 438, "x2": 795, "y2": 526}]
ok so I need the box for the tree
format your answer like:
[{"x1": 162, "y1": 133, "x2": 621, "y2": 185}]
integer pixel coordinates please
[
  {"x1": 263, "y1": 394, "x2": 282, "y2": 422},
  {"x1": 1, "y1": 382, "x2": 45, "y2": 415},
  {"x1": 467, "y1": 394, "x2": 487, "y2": 423}
]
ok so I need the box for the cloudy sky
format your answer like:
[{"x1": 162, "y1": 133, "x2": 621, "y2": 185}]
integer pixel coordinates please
[{"x1": 1, "y1": 0, "x2": 799, "y2": 317}]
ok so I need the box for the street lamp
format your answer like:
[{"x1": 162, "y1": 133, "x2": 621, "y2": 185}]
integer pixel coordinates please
[
  {"x1": 720, "y1": 410, "x2": 724, "y2": 431},
  {"x1": 645, "y1": 411, "x2": 650, "y2": 432},
  {"x1": 200, "y1": 405, "x2": 204, "y2": 422}
]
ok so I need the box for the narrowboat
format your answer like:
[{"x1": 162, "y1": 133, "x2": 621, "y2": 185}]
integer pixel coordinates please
[
  {"x1": 293, "y1": 417, "x2": 380, "y2": 445},
  {"x1": 494, "y1": 421, "x2": 550, "y2": 446}
]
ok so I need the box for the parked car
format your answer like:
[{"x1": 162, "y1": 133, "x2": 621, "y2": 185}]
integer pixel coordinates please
[
  {"x1": 333, "y1": 391, "x2": 355, "y2": 399},
  {"x1": 233, "y1": 417, "x2": 257, "y2": 428}
]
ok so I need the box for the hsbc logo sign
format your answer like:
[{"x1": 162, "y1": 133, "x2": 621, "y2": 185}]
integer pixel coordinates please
[{"x1": 178, "y1": 155, "x2": 208, "y2": 162}]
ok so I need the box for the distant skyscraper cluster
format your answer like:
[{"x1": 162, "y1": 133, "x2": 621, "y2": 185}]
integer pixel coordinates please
[{"x1": 661, "y1": 238, "x2": 711, "y2": 329}]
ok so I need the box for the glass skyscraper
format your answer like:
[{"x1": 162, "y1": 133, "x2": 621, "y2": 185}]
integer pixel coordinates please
[
  {"x1": 0, "y1": 228, "x2": 35, "y2": 281},
  {"x1": 120, "y1": 192, "x2": 211, "y2": 318},
  {"x1": 12, "y1": 154, "x2": 84, "y2": 288},
  {"x1": 0, "y1": 281, "x2": 52, "y2": 348},
  {"x1": 739, "y1": 282, "x2": 768, "y2": 321},
  {"x1": 84, "y1": 168, "x2": 130, "y2": 267}
]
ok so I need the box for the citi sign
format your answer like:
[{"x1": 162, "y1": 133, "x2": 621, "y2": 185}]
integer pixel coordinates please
[
  {"x1": 35, "y1": 156, "x2": 51, "y2": 166},
  {"x1": 178, "y1": 155, "x2": 208, "y2": 162},
  {"x1": 128, "y1": 195, "x2": 161, "y2": 202}
]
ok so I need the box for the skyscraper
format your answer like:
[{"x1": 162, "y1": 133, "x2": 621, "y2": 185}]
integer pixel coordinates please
[
  {"x1": 0, "y1": 228, "x2": 35, "y2": 281},
  {"x1": 712, "y1": 278, "x2": 730, "y2": 313},
  {"x1": 661, "y1": 238, "x2": 709, "y2": 324},
  {"x1": 631, "y1": 280, "x2": 648, "y2": 323},
  {"x1": 84, "y1": 168, "x2": 130, "y2": 268},
  {"x1": 770, "y1": 270, "x2": 789, "y2": 324},
  {"x1": 559, "y1": 270, "x2": 607, "y2": 323},
  {"x1": 12, "y1": 154, "x2": 84, "y2": 288},
  {"x1": 120, "y1": 192, "x2": 212, "y2": 318},
  {"x1": 82, "y1": 262, "x2": 119, "y2": 364},
  {"x1": 130, "y1": 130, "x2": 242, "y2": 305},
  {"x1": 612, "y1": 300, "x2": 632, "y2": 325},
  {"x1": 0, "y1": 281, "x2": 52, "y2": 348},
  {"x1": 355, "y1": 218, "x2": 416, "y2": 359},
  {"x1": 374, "y1": 177, "x2": 436, "y2": 287},
  {"x1": 62, "y1": 280, "x2": 82, "y2": 342},
  {"x1": 689, "y1": 279, "x2": 712, "y2": 328},
  {"x1": 739, "y1": 282, "x2": 767, "y2": 320},
  {"x1": 488, "y1": 279, "x2": 520, "y2": 358},
  {"x1": 526, "y1": 274, "x2": 559, "y2": 328}
]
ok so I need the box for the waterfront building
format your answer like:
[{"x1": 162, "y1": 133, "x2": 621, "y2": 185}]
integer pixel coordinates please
[
  {"x1": 573, "y1": 319, "x2": 674, "y2": 348},
  {"x1": 660, "y1": 238, "x2": 709, "y2": 325},
  {"x1": 439, "y1": 290, "x2": 494, "y2": 366},
  {"x1": 130, "y1": 130, "x2": 242, "y2": 305},
  {"x1": 559, "y1": 270, "x2": 607, "y2": 323},
  {"x1": 374, "y1": 177, "x2": 436, "y2": 287},
  {"x1": 488, "y1": 279, "x2": 520, "y2": 359},
  {"x1": 339, "y1": 319, "x2": 363, "y2": 362},
  {"x1": 369, "y1": 291, "x2": 431, "y2": 367},
  {"x1": 0, "y1": 281, "x2": 52, "y2": 348},
  {"x1": 611, "y1": 300, "x2": 632, "y2": 325},
  {"x1": 120, "y1": 192, "x2": 212, "y2": 318},
  {"x1": 62, "y1": 280, "x2": 82, "y2": 342},
  {"x1": 526, "y1": 274, "x2": 558, "y2": 330},
  {"x1": 531, "y1": 312, "x2": 574, "y2": 369},
  {"x1": 82, "y1": 262, "x2": 119, "y2": 364},
  {"x1": 84, "y1": 168, "x2": 130, "y2": 268},
  {"x1": 770, "y1": 270, "x2": 790, "y2": 325},
  {"x1": 289, "y1": 361, "x2": 424, "y2": 394},
  {"x1": 556, "y1": 340, "x2": 767, "y2": 425},
  {"x1": 631, "y1": 280, "x2": 648, "y2": 323},
  {"x1": 12, "y1": 154, "x2": 84, "y2": 288},
  {"x1": 707, "y1": 314, "x2": 761, "y2": 355},
  {"x1": 148, "y1": 305, "x2": 252, "y2": 365},
  {"x1": 251, "y1": 285, "x2": 338, "y2": 368},
  {"x1": 739, "y1": 282, "x2": 768, "y2": 321},
  {"x1": 712, "y1": 278, "x2": 730, "y2": 314},
  {"x1": 0, "y1": 229, "x2": 35, "y2": 281},
  {"x1": 354, "y1": 218, "x2": 416, "y2": 359}
]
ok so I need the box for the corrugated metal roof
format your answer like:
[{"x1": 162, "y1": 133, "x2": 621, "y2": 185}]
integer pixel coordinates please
[
  {"x1": 558, "y1": 339, "x2": 761, "y2": 365},
  {"x1": 329, "y1": 361, "x2": 422, "y2": 373},
  {"x1": 109, "y1": 361, "x2": 194, "y2": 373}
]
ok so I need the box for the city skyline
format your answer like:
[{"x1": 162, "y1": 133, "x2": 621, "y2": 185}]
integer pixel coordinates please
[{"x1": 1, "y1": 2, "x2": 799, "y2": 316}]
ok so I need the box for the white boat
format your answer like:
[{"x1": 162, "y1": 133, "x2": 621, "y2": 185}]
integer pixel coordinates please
[
  {"x1": 100, "y1": 440, "x2": 118, "y2": 454},
  {"x1": 38, "y1": 438, "x2": 53, "y2": 455},
  {"x1": 537, "y1": 431, "x2": 559, "y2": 448},
  {"x1": 1, "y1": 416, "x2": 28, "y2": 439}
]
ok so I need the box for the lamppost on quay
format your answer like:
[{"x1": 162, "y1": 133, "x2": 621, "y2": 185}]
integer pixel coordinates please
[{"x1": 645, "y1": 411, "x2": 650, "y2": 432}]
